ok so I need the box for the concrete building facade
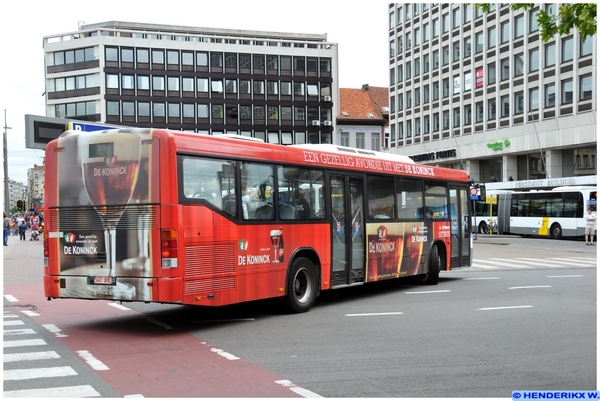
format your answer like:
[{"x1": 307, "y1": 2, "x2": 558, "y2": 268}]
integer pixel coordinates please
[
  {"x1": 43, "y1": 21, "x2": 339, "y2": 145},
  {"x1": 388, "y1": 3, "x2": 596, "y2": 184}
]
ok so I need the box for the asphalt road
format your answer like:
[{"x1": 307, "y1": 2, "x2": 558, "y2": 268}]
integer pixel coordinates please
[{"x1": 4, "y1": 235, "x2": 597, "y2": 397}]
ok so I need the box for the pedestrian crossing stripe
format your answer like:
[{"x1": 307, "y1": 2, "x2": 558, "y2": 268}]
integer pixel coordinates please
[
  {"x1": 471, "y1": 257, "x2": 597, "y2": 269},
  {"x1": 4, "y1": 385, "x2": 101, "y2": 398},
  {"x1": 3, "y1": 366, "x2": 78, "y2": 381},
  {"x1": 3, "y1": 339, "x2": 46, "y2": 348},
  {"x1": 4, "y1": 351, "x2": 60, "y2": 363}
]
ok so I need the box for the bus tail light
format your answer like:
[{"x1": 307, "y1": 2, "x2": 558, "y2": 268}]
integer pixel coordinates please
[{"x1": 161, "y1": 229, "x2": 178, "y2": 268}]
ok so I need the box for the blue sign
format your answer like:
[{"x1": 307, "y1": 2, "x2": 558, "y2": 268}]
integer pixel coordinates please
[{"x1": 68, "y1": 122, "x2": 120, "y2": 132}]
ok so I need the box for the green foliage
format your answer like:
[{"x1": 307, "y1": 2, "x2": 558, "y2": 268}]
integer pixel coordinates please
[{"x1": 476, "y1": 3, "x2": 596, "y2": 42}]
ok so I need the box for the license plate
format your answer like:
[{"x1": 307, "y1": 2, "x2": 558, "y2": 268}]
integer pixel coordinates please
[{"x1": 88, "y1": 276, "x2": 116, "y2": 286}]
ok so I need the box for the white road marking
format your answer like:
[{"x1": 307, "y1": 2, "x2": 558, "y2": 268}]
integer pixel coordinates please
[
  {"x1": 547, "y1": 275, "x2": 584, "y2": 278},
  {"x1": 4, "y1": 320, "x2": 25, "y2": 326},
  {"x1": 210, "y1": 348, "x2": 240, "y2": 360},
  {"x1": 462, "y1": 277, "x2": 500, "y2": 280},
  {"x1": 508, "y1": 285, "x2": 551, "y2": 290},
  {"x1": 477, "y1": 305, "x2": 534, "y2": 311},
  {"x1": 4, "y1": 351, "x2": 60, "y2": 363},
  {"x1": 3, "y1": 339, "x2": 46, "y2": 348},
  {"x1": 4, "y1": 385, "x2": 100, "y2": 397},
  {"x1": 22, "y1": 310, "x2": 40, "y2": 316},
  {"x1": 405, "y1": 290, "x2": 451, "y2": 294},
  {"x1": 345, "y1": 312, "x2": 404, "y2": 317},
  {"x1": 77, "y1": 350, "x2": 109, "y2": 370},
  {"x1": 4, "y1": 295, "x2": 18, "y2": 302},
  {"x1": 43, "y1": 324, "x2": 68, "y2": 337},
  {"x1": 108, "y1": 302, "x2": 132, "y2": 310},
  {"x1": 275, "y1": 379, "x2": 323, "y2": 398},
  {"x1": 3, "y1": 366, "x2": 77, "y2": 381},
  {"x1": 4, "y1": 328, "x2": 36, "y2": 335}
]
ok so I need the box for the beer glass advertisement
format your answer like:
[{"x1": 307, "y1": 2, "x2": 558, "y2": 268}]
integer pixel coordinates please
[
  {"x1": 366, "y1": 222, "x2": 431, "y2": 281},
  {"x1": 50, "y1": 129, "x2": 159, "y2": 301}
]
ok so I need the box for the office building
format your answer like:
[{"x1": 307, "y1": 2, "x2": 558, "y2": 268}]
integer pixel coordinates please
[
  {"x1": 43, "y1": 21, "x2": 339, "y2": 145},
  {"x1": 388, "y1": 3, "x2": 596, "y2": 185}
]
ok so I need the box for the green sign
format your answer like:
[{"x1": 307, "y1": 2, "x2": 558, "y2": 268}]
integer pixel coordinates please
[{"x1": 487, "y1": 139, "x2": 511, "y2": 151}]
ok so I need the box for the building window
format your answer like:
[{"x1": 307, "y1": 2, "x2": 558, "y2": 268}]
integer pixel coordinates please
[
  {"x1": 152, "y1": 50, "x2": 164, "y2": 65},
  {"x1": 442, "y1": 13, "x2": 449, "y2": 33},
  {"x1": 356, "y1": 133, "x2": 365, "y2": 149},
  {"x1": 225, "y1": 79, "x2": 237, "y2": 94},
  {"x1": 514, "y1": 15, "x2": 524, "y2": 38},
  {"x1": 514, "y1": 91, "x2": 524, "y2": 114},
  {"x1": 561, "y1": 36, "x2": 574, "y2": 62},
  {"x1": 106, "y1": 74, "x2": 119, "y2": 89},
  {"x1": 107, "y1": 101, "x2": 120, "y2": 116},
  {"x1": 580, "y1": 75, "x2": 592, "y2": 100},
  {"x1": 405, "y1": 32, "x2": 411, "y2": 50},
  {"x1": 407, "y1": 90, "x2": 412, "y2": 108},
  {"x1": 168, "y1": 103, "x2": 180, "y2": 118},
  {"x1": 153, "y1": 102, "x2": 165, "y2": 118},
  {"x1": 105, "y1": 47, "x2": 118, "y2": 62},
  {"x1": 561, "y1": 79, "x2": 573, "y2": 104},
  {"x1": 433, "y1": 114, "x2": 439, "y2": 132},
  {"x1": 432, "y1": 18, "x2": 439, "y2": 37},
  {"x1": 433, "y1": 50, "x2": 439, "y2": 69},
  {"x1": 198, "y1": 104, "x2": 209, "y2": 119},
  {"x1": 545, "y1": 42, "x2": 556, "y2": 67},
  {"x1": 529, "y1": 88, "x2": 539, "y2": 111},
  {"x1": 167, "y1": 76, "x2": 179, "y2": 92},
  {"x1": 414, "y1": 28, "x2": 421, "y2": 46},
  {"x1": 424, "y1": 84, "x2": 430, "y2": 103},
  {"x1": 442, "y1": 111, "x2": 449, "y2": 130},
  {"x1": 423, "y1": 54, "x2": 430, "y2": 73},
  {"x1": 464, "y1": 104, "x2": 472, "y2": 125},
  {"x1": 453, "y1": 108, "x2": 460, "y2": 127},
  {"x1": 501, "y1": 58, "x2": 510, "y2": 80},
  {"x1": 488, "y1": 99, "x2": 496, "y2": 119},
  {"x1": 443, "y1": 46, "x2": 449, "y2": 65},
  {"x1": 153, "y1": 76, "x2": 165, "y2": 91},
  {"x1": 443, "y1": 78, "x2": 449, "y2": 98},
  {"x1": 488, "y1": 62, "x2": 496, "y2": 84},
  {"x1": 514, "y1": 54, "x2": 524, "y2": 77},
  {"x1": 529, "y1": 48, "x2": 539, "y2": 72},
  {"x1": 406, "y1": 62, "x2": 411, "y2": 79},
  {"x1": 340, "y1": 132, "x2": 349, "y2": 147},
  {"x1": 581, "y1": 37, "x2": 593, "y2": 57},
  {"x1": 500, "y1": 21, "x2": 510, "y2": 43},
  {"x1": 452, "y1": 7, "x2": 460, "y2": 29},
  {"x1": 529, "y1": 8, "x2": 539, "y2": 32},
  {"x1": 196, "y1": 52, "x2": 208, "y2": 67},
  {"x1": 545, "y1": 83, "x2": 555, "y2": 108},
  {"x1": 423, "y1": 23, "x2": 430, "y2": 42},
  {"x1": 476, "y1": 102, "x2": 484, "y2": 122},
  {"x1": 167, "y1": 50, "x2": 179, "y2": 67},
  {"x1": 138, "y1": 76, "x2": 150, "y2": 91},
  {"x1": 197, "y1": 78, "x2": 208, "y2": 93},
  {"x1": 406, "y1": 121, "x2": 412, "y2": 138},
  {"x1": 212, "y1": 79, "x2": 223, "y2": 93},
  {"x1": 424, "y1": 115, "x2": 430, "y2": 133},
  {"x1": 501, "y1": 95, "x2": 510, "y2": 117},
  {"x1": 464, "y1": 4, "x2": 472, "y2": 23},
  {"x1": 183, "y1": 103, "x2": 195, "y2": 118},
  {"x1": 453, "y1": 41, "x2": 460, "y2": 62},
  {"x1": 488, "y1": 26, "x2": 496, "y2": 49},
  {"x1": 475, "y1": 32, "x2": 483, "y2": 53}
]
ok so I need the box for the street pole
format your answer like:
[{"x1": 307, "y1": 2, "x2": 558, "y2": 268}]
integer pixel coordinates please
[{"x1": 3, "y1": 109, "x2": 12, "y2": 214}]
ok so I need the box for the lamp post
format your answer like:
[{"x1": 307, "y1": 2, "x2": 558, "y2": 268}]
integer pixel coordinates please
[{"x1": 3, "y1": 109, "x2": 12, "y2": 213}]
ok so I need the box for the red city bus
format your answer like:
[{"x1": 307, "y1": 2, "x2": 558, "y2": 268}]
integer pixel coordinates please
[{"x1": 44, "y1": 129, "x2": 473, "y2": 313}]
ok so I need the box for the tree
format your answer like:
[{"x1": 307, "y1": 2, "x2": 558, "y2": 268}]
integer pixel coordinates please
[{"x1": 477, "y1": 3, "x2": 596, "y2": 42}]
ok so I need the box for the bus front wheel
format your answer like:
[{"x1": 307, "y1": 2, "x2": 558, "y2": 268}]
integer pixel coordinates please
[
  {"x1": 550, "y1": 223, "x2": 562, "y2": 239},
  {"x1": 479, "y1": 222, "x2": 489, "y2": 234},
  {"x1": 284, "y1": 257, "x2": 318, "y2": 313}
]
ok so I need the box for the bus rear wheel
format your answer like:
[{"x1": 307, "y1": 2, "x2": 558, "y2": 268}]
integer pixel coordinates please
[
  {"x1": 424, "y1": 245, "x2": 441, "y2": 285},
  {"x1": 550, "y1": 223, "x2": 562, "y2": 239},
  {"x1": 479, "y1": 222, "x2": 489, "y2": 234},
  {"x1": 283, "y1": 257, "x2": 318, "y2": 313}
]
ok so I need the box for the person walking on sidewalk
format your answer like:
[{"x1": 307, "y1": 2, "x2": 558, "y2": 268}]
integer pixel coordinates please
[
  {"x1": 3, "y1": 212, "x2": 10, "y2": 246},
  {"x1": 584, "y1": 207, "x2": 596, "y2": 245},
  {"x1": 18, "y1": 220, "x2": 28, "y2": 241}
]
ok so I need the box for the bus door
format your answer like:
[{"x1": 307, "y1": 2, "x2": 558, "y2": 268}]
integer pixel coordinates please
[
  {"x1": 449, "y1": 185, "x2": 471, "y2": 267},
  {"x1": 330, "y1": 175, "x2": 365, "y2": 287}
]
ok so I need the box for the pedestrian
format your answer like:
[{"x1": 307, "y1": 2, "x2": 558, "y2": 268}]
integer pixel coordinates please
[
  {"x1": 3, "y1": 211, "x2": 10, "y2": 246},
  {"x1": 584, "y1": 207, "x2": 596, "y2": 245},
  {"x1": 18, "y1": 221, "x2": 28, "y2": 241}
]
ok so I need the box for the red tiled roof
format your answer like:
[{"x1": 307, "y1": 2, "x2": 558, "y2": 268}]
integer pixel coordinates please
[{"x1": 338, "y1": 85, "x2": 389, "y2": 121}]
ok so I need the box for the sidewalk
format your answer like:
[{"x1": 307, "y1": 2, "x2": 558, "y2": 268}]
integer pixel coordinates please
[{"x1": 2, "y1": 233, "x2": 45, "y2": 285}]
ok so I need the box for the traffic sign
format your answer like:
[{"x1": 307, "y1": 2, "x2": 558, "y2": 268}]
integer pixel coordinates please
[{"x1": 68, "y1": 122, "x2": 120, "y2": 132}]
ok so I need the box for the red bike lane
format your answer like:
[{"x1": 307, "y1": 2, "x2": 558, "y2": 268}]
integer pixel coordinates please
[{"x1": 3, "y1": 239, "x2": 310, "y2": 398}]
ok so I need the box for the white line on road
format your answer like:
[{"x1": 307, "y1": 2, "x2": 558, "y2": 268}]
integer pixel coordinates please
[
  {"x1": 508, "y1": 285, "x2": 551, "y2": 290},
  {"x1": 4, "y1": 295, "x2": 18, "y2": 302},
  {"x1": 4, "y1": 320, "x2": 24, "y2": 326},
  {"x1": 43, "y1": 324, "x2": 68, "y2": 338},
  {"x1": 405, "y1": 290, "x2": 451, "y2": 294},
  {"x1": 107, "y1": 302, "x2": 132, "y2": 310},
  {"x1": 547, "y1": 275, "x2": 584, "y2": 278},
  {"x1": 3, "y1": 385, "x2": 101, "y2": 398},
  {"x1": 3, "y1": 339, "x2": 46, "y2": 348},
  {"x1": 22, "y1": 310, "x2": 40, "y2": 317},
  {"x1": 4, "y1": 351, "x2": 60, "y2": 363},
  {"x1": 462, "y1": 277, "x2": 500, "y2": 280},
  {"x1": 3, "y1": 328, "x2": 36, "y2": 335},
  {"x1": 477, "y1": 305, "x2": 534, "y2": 311},
  {"x1": 3, "y1": 366, "x2": 77, "y2": 381},
  {"x1": 210, "y1": 348, "x2": 240, "y2": 360},
  {"x1": 275, "y1": 379, "x2": 323, "y2": 398},
  {"x1": 345, "y1": 312, "x2": 404, "y2": 317},
  {"x1": 77, "y1": 350, "x2": 109, "y2": 370}
]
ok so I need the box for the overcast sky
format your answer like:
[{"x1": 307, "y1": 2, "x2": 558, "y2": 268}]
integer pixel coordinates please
[{"x1": 0, "y1": 0, "x2": 389, "y2": 185}]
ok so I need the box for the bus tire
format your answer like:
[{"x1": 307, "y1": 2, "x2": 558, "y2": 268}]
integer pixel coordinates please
[
  {"x1": 550, "y1": 223, "x2": 562, "y2": 239},
  {"x1": 425, "y1": 245, "x2": 441, "y2": 285},
  {"x1": 284, "y1": 257, "x2": 318, "y2": 313},
  {"x1": 479, "y1": 222, "x2": 488, "y2": 234}
]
